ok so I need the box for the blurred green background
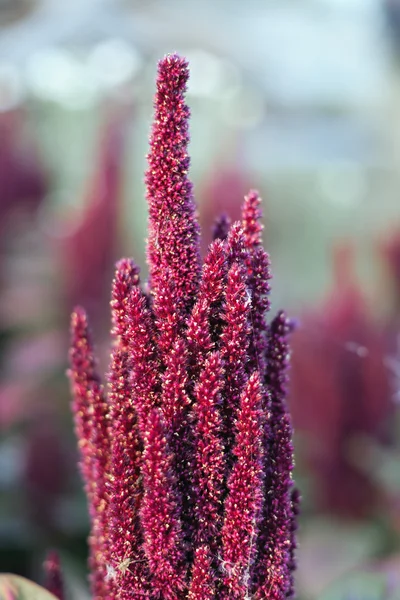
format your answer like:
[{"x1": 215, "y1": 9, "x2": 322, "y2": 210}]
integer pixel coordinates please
[{"x1": 1, "y1": 0, "x2": 400, "y2": 598}]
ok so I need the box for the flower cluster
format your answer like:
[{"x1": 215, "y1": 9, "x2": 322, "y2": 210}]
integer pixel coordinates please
[{"x1": 68, "y1": 54, "x2": 298, "y2": 599}]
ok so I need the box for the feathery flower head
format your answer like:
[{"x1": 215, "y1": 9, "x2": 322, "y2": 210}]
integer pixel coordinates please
[{"x1": 68, "y1": 53, "x2": 298, "y2": 599}]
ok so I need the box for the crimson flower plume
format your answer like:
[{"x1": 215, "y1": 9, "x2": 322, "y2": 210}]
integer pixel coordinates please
[{"x1": 68, "y1": 53, "x2": 298, "y2": 599}]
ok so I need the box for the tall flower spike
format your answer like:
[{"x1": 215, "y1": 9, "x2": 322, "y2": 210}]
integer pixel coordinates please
[
  {"x1": 87, "y1": 379, "x2": 111, "y2": 595},
  {"x1": 220, "y1": 259, "x2": 251, "y2": 454},
  {"x1": 69, "y1": 308, "x2": 100, "y2": 458},
  {"x1": 192, "y1": 352, "x2": 225, "y2": 550},
  {"x1": 68, "y1": 309, "x2": 110, "y2": 599},
  {"x1": 146, "y1": 54, "x2": 201, "y2": 319},
  {"x1": 255, "y1": 311, "x2": 295, "y2": 599},
  {"x1": 241, "y1": 190, "x2": 271, "y2": 378},
  {"x1": 107, "y1": 349, "x2": 148, "y2": 598},
  {"x1": 125, "y1": 285, "x2": 161, "y2": 434},
  {"x1": 187, "y1": 239, "x2": 227, "y2": 371},
  {"x1": 68, "y1": 54, "x2": 299, "y2": 600},
  {"x1": 225, "y1": 221, "x2": 248, "y2": 266},
  {"x1": 107, "y1": 261, "x2": 149, "y2": 598},
  {"x1": 286, "y1": 487, "x2": 301, "y2": 599}
]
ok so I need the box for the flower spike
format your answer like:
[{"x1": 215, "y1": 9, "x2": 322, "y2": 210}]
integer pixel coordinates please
[
  {"x1": 242, "y1": 189, "x2": 263, "y2": 250},
  {"x1": 146, "y1": 54, "x2": 200, "y2": 320},
  {"x1": 192, "y1": 352, "x2": 225, "y2": 550},
  {"x1": 188, "y1": 546, "x2": 216, "y2": 600},
  {"x1": 221, "y1": 372, "x2": 265, "y2": 597},
  {"x1": 140, "y1": 409, "x2": 187, "y2": 598},
  {"x1": 254, "y1": 311, "x2": 296, "y2": 599},
  {"x1": 68, "y1": 309, "x2": 110, "y2": 598}
]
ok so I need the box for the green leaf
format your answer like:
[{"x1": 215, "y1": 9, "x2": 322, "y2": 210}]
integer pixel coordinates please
[{"x1": 0, "y1": 574, "x2": 59, "y2": 600}]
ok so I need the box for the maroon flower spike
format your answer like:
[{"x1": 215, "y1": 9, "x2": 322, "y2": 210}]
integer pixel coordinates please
[
  {"x1": 192, "y1": 352, "x2": 225, "y2": 550},
  {"x1": 242, "y1": 190, "x2": 272, "y2": 379},
  {"x1": 68, "y1": 309, "x2": 111, "y2": 598},
  {"x1": 255, "y1": 311, "x2": 296, "y2": 599},
  {"x1": 186, "y1": 239, "x2": 227, "y2": 371},
  {"x1": 221, "y1": 372, "x2": 265, "y2": 597},
  {"x1": 107, "y1": 260, "x2": 149, "y2": 597},
  {"x1": 69, "y1": 53, "x2": 298, "y2": 599},
  {"x1": 140, "y1": 409, "x2": 187, "y2": 599},
  {"x1": 242, "y1": 189, "x2": 264, "y2": 249}
]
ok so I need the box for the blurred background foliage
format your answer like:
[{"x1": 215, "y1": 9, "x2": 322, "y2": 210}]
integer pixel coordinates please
[{"x1": 0, "y1": 0, "x2": 400, "y2": 598}]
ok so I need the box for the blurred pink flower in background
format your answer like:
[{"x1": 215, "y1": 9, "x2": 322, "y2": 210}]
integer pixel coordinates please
[
  {"x1": 0, "y1": 331, "x2": 64, "y2": 430},
  {"x1": 0, "y1": 107, "x2": 53, "y2": 432},
  {"x1": 23, "y1": 412, "x2": 72, "y2": 536},
  {"x1": 380, "y1": 227, "x2": 400, "y2": 330},
  {"x1": 289, "y1": 244, "x2": 393, "y2": 518},
  {"x1": 199, "y1": 149, "x2": 254, "y2": 252},
  {"x1": 0, "y1": 108, "x2": 48, "y2": 243},
  {"x1": 0, "y1": 106, "x2": 129, "y2": 429},
  {"x1": 0, "y1": 107, "x2": 129, "y2": 557},
  {"x1": 57, "y1": 108, "x2": 129, "y2": 327}
]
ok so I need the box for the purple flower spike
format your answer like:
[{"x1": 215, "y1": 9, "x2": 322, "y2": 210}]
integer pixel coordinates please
[
  {"x1": 286, "y1": 487, "x2": 301, "y2": 598},
  {"x1": 68, "y1": 54, "x2": 299, "y2": 599},
  {"x1": 69, "y1": 308, "x2": 101, "y2": 456},
  {"x1": 225, "y1": 222, "x2": 248, "y2": 266},
  {"x1": 255, "y1": 311, "x2": 296, "y2": 599}
]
